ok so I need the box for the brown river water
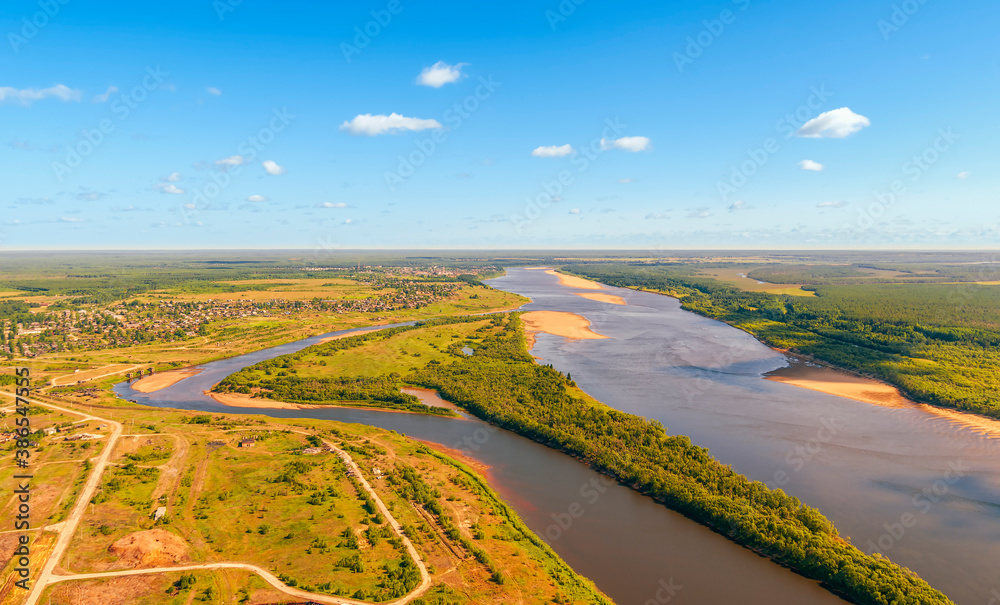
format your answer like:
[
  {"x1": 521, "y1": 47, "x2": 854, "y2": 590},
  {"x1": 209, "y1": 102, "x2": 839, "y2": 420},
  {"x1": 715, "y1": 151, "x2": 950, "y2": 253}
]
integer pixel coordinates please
[{"x1": 115, "y1": 268, "x2": 1000, "y2": 604}]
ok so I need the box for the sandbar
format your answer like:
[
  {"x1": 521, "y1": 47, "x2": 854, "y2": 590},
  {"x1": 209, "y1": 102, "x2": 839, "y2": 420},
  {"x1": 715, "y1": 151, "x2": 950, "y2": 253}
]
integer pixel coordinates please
[
  {"x1": 766, "y1": 358, "x2": 1000, "y2": 438},
  {"x1": 131, "y1": 370, "x2": 202, "y2": 393},
  {"x1": 521, "y1": 311, "x2": 608, "y2": 348},
  {"x1": 208, "y1": 391, "x2": 322, "y2": 410},
  {"x1": 316, "y1": 328, "x2": 380, "y2": 345},
  {"x1": 765, "y1": 361, "x2": 910, "y2": 408},
  {"x1": 544, "y1": 270, "x2": 605, "y2": 290},
  {"x1": 574, "y1": 292, "x2": 626, "y2": 305}
]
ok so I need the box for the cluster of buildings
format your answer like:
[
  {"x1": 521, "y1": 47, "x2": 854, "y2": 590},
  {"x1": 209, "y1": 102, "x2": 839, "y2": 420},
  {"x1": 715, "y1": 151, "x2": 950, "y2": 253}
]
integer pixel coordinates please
[{"x1": 2, "y1": 275, "x2": 466, "y2": 358}]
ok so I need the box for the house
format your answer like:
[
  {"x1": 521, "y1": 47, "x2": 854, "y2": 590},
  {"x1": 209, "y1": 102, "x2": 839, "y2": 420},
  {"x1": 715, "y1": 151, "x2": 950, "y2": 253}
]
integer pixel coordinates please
[
  {"x1": 153, "y1": 506, "x2": 166, "y2": 521},
  {"x1": 43, "y1": 427, "x2": 58, "y2": 436},
  {"x1": 239, "y1": 439, "x2": 255, "y2": 448}
]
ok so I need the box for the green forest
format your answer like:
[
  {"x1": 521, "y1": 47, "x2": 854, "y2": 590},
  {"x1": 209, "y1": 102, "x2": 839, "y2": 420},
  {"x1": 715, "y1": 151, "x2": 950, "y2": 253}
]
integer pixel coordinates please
[
  {"x1": 560, "y1": 264, "x2": 1000, "y2": 419},
  {"x1": 409, "y1": 314, "x2": 952, "y2": 605}
]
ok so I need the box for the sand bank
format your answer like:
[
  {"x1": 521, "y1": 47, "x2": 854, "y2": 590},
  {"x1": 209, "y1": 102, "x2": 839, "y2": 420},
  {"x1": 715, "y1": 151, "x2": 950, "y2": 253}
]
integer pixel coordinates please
[
  {"x1": 766, "y1": 358, "x2": 1000, "y2": 438},
  {"x1": 416, "y1": 440, "x2": 491, "y2": 473},
  {"x1": 521, "y1": 311, "x2": 608, "y2": 349},
  {"x1": 208, "y1": 391, "x2": 314, "y2": 410},
  {"x1": 574, "y1": 292, "x2": 626, "y2": 305},
  {"x1": 316, "y1": 328, "x2": 380, "y2": 345},
  {"x1": 208, "y1": 390, "x2": 453, "y2": 417},
  {"x1": 131, "y1": 370, "x2": 202, "y2": 393},
  {"x1": 544, "y1": 269, "x2": 604, "y2": 290},
  {"x1": 765, "y1": 360, "x2": 911, "y2": 408}
]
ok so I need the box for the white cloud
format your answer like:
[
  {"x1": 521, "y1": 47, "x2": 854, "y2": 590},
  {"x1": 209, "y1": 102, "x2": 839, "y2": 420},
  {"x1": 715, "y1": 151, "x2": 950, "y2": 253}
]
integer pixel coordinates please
[
  {"x1": 729, "y1": 200, "x2": 751, "y2": 212},
  {"x1": 76, "y1": 191, "x2": 107, "y2": 201},
  {"x1": 340, "y1": 113, "x2": 443, "y2": 136},
  {"x1": 799, "y1": 159, "x2": 825, "y2": 172},
  {"x1": 154, "y1": 183, "x2": 185, "y2": 195},
  {"x1": 162, "y1": 172, "x2": 182, "y2": 182},
  {"x1": 92, "y1": 86, "x2": 118, "y2": 103},
  {"x1": 531, "y1": 144, "x2": 574, "y2": 158},
  {"x1": 318, "y1": 202, "x2": 348, "y2": 208},
  {"x1": 957, "y1": 171, "x2": 971, "y2": 180},
  {"x1": 0, "y1": 84, "x2": 82, "y2": 106},
  {"x1": 342, "y1": 218, "x2": 354, "y2": 225},
  {"x1": 618, "y1": 178, "x2": 637, "y2": 184},
  {"x1": 262, "y1": 160, "x2": 286, "y2": 175},
  {"x1": 797, "y1": 107, "x2": 871, "y2": 138},
  {"x1": 645, "y1": 212, "x2": 670, "y2": 220},
  {"x1": 215, "y1": 155, "x2": 245, "y2": 168},
  {"x1": 416, "y1": 61, "x2": 468, "y2": 87},
  {"x1": 817, "y1": 201, "x2": 848, "y2": 208},
  {"x1": 247, "y1": 195, "x2": 268, "y2": 202},
  {"x1": 569, "y1": 208, "x2": 581, "y2": 215},
  {"x1": 687, "y1": 207, "x2": 713, "y2": 219},
  {"x1": 207, "y1": 87, "x2": 222, "y2": 96},
  {"x1": 601, "y1": 136, "x2": 652, "y2": 152}
]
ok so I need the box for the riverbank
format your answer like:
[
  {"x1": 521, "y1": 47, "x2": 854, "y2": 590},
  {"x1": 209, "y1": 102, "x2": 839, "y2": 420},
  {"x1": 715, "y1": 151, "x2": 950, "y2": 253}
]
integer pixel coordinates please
[
  {"x1": 544, "y1": 269, "x2": 604, "y2": 290},
  {"x1": 520, "y1": 311, "x2": 608, "y2": 349},
  {"x1": 207, "y1": 390, "x2": 460, "y2": 417},
  {"x1": 131, "y1": 369, "x2": 202, "y2": 393},
  {"x1": 765, "y1": 356, "x2": 912, "y2": 408}
]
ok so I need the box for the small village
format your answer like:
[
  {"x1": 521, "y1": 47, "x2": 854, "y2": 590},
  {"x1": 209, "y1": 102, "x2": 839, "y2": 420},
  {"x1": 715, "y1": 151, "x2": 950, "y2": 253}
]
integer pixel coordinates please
[{"x1": 1, "y1": 275, "x2": 464, "y2": 358}]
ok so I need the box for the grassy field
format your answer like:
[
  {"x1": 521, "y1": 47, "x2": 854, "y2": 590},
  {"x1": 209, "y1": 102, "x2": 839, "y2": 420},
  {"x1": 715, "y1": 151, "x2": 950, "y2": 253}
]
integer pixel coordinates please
[{"x1": 0, "y1": 378, "x2": 608, "y2": 605}]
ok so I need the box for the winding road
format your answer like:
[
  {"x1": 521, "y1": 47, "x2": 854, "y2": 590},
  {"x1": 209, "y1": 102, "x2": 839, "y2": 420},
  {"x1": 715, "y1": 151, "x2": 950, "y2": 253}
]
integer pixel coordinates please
[{"x1": 0, "y1": 388, "x2": 433, "y2": 605}]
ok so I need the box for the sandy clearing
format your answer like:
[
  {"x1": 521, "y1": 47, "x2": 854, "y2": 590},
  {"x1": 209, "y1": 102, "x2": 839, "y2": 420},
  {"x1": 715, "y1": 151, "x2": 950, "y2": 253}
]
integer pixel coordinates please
[
  {"x1": 765, "y1": 375, "x2": 911, "y2": 408},
  {"x1": 207, "y1": 391, "x2": 316, "y2": 410},
  {"x1": 766, "y1": 359, "x2": 1000, "y2": 438},
  {"x1": 131, "y1": 370, "x2": 201, "y2": 393},
  {"x1": 765, "y1": 361, "x2": 911, "y2": 408},
  {"x1": 544, "y1": 269, "x2": 604, "y2": 290},
  {"x1": 521, "y1": 311, "x2": 608, "y2": 348},
  {"x1": 574, "y1": 292, "x2": 626, "y2": 305},
  {"x1": 316, "y1": 328, "x2": 380, "y2": 345}
]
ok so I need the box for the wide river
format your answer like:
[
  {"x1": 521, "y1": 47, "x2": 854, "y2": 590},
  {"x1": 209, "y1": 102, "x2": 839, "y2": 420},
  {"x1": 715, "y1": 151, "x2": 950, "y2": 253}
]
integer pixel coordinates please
[{"x1": 117, "y1": 268, "x2": 1000, "y2": 604}]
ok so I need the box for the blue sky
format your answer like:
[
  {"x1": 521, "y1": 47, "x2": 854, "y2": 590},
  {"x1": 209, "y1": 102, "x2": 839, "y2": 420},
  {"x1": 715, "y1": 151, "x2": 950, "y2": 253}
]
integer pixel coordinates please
[{"x1": 1, "y1": 0, "x2": 997, "y2": 250}]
